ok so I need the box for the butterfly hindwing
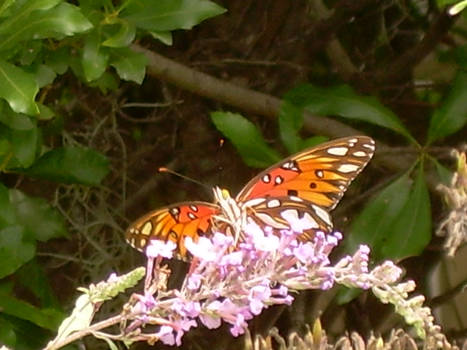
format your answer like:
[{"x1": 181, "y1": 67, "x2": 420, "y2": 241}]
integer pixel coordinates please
[{"x1": 126, "y1": 202, "x2": 219, "y2": 258}]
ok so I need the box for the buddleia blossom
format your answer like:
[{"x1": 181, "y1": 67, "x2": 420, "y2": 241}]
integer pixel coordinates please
[
  {"x1": 436, "y1": 150, "x2": 467, "y2": 256},
  {"x1": 121, "y1": 216, "x2": 450, "y2": 348}
]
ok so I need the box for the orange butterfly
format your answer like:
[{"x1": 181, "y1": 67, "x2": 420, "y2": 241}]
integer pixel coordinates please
[{"x1": 126, "y1": 136, "x2": 375, "y2": 258}]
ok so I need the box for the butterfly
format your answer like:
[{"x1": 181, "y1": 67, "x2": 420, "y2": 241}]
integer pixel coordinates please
[{"x1": 126, "y1": 136, "x2": 375, "y2": 259}]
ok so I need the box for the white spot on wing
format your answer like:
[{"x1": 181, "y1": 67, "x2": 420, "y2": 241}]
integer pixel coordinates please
[
  {"x1": 338, "y1": 164, "x2": 360, "y2": 173},
  {"x1": 266, "y1": 199, "x2": 281, "y2": 208},
  {"x1": 141, "y1": 221, "x2": 153, "y2": 235},
  {"x1": 255, "y1": 213, "x2": 289, "y2": 229},
  {"x1": 281, "y1": 209, "x2": 319, "y2": 231},
  {"x1": 311, "y1": 204, "x2": 332, "y2": 226},
  {"x1": 245, "y1": 198, "x2": 266, "y2": 207},
  {"x1": 363, "y1": 143, "x2": 375, "y2": 151},
  {"x1": 140, "y1": 238, "x2": 147, "y2": 247},
  {"x1": 353, "y1": 151, "x2": 367, "y2": 157},
  {"x1": 348, "y1": 138, "x2": 358, "y2": 143},
  {"x1": 327, "y1": 147, "x2": 349, "y2": 156}
]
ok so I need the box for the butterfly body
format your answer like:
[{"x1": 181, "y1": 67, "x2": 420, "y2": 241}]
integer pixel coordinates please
[{"x1": 126, "y1": 136, "x2": 375, "y2": 259}]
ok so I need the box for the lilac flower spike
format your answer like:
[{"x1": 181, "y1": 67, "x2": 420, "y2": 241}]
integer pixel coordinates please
[
  {"x1": 125, "y1": 215, "x2": 446, "y2": 347},
  {"x1": 145, "y1": 239, "x2": 176, "y2": 259}
]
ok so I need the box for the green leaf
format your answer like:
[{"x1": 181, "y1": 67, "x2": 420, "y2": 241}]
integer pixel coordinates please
[
  {"x1": 427, "y1": 70, "x2": 467, "y2": 143},
  {"x1": 279, "y1": 100, "x2": 305, "y2": 154},
  {"x1": 110, "y1": 47, "x2": 147, "y2": 84},
  {"x1": 301, "y1": 135, "x2": 329, "y2": 148},
  {"x1": 0, "y1": 102, "x2": 35, "y2": 130},
  {"x1": 285, "y1": 84, "x2": 414, "y2": 141},
  {"x1": 8, "y1": 124, "x2": 39, "y2": 167},
  {"x1": 19, "y1": 40, "x2": 42, "y2": 66},
  {"x1": 122, "y1": 0, "x2": 226, "y2": 32},
  {"x1": 0, "y1": 290, "x2": 64, "y2": 330},
  {"x1": 17, "y1": 259, "x2": 60, "y2": 308},
  {"x1": 344, "y1": 171, "x2": 413, "y2": 261},
  {"x1": 88, "y1": 71, "x2": 119, "y2": 93},
  {"x1": 0, "y1": 316, "x2": 16, "y2": 348},
  {"x1": 0, "y1": 3, "x2": 92, "y2": 51},
  {"x1": 436, "y1": 0, "x2": 458, "y2": 6},
  {"x1": 0, "y1": 226, "x2": 35, "y2": 278},
  {"x1": 382, "y1": 167, "x2": 431, "y2": 259},
  {"x1": 345, "y1": 166, "x2": 431, "y2": 261},
  {"x1": 26, "y1": 146, "x2": 110, "y2": 185},
  {"x1": 0, "y1": 60, "x2": 39, "y2": 115},
  {"x1": 35, "y1": 64, "x2": 56, "y2": 88},
  {"x1": 45, "y1": 46, "x2": 70, "y2": 75},
  {"x1": 150, "y1": 31, "x2": 173, "y2": 45},
  {"x1": 37, "y1": 103, "x2": 55, "y2": 120},
  {"x1": 0, "y1": 182, "x2": 15, "y2": 228},
  {"x1": 0, "y1": 121, "x2": 39, "y2": 167},
  {"x1": 102, "y1": 20, "x2": 136, "y2": 47},
  {"x1": 9, "y1": 189, "x2": 67, "y2": 242},
  {"x1": 82, "y1": 31, "x2": 109, "y2": 82},
  {"x1": 211, "y1": 111, "x2": 281, "y2": 168},
  {"x1": 433, "y1": 158, "x2": 453, "y2": 185}
]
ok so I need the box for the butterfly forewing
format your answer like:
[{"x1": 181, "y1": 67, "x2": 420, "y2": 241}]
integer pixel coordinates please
[
  {"x1": 237, "y1": 136, "x2": 375, "y2": 210},
  {"x1": 126, "y1": 202, "x2": 219, "y2": 258},
  {"x1": 236, "y1": 136, "x2": 375, "y2": 237}
]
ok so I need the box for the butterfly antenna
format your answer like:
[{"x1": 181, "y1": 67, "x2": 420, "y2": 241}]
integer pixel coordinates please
[{"x1": 158, "y1": 167, "x2": 212, "y2": 191}]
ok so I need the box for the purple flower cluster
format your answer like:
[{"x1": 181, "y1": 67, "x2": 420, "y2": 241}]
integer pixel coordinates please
[{"x1": 124, "y1": 219, "x2": 384, "y2": 346}]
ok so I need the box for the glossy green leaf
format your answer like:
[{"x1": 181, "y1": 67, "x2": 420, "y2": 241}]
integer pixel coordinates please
[
  {"x1": 427, "y1": 70, "x2": 467, "y2": 143},
  {"x1": 26, "y1": 146, "x2": 110, "y2": 185},
  {"x1": 0, "y1": 290, "x2": 63, "y2": 330},
  {"x1": 433, "y1": 158, "x2": 453, "y2": 185},
  {"x1": 9, "y1": 124, "x2": 38, "y2": 167},
  {"x1": 82, "y1": 31, "x2": 109, "y2": 82},
  {"x1": 35, "y1": 64, "x2": 56, "y2": 88},
  {"x1": 301, "y1": 135, "x2": 329, "y2": 148},
  {"x1": 0, "y1": 102, "x2": 35, "y2": 130},
  {"x1": 0, "y1": 226, "x2": 35, "y2": 278},
  {"x1": 9, "y1": 189, "x2": 67, "y2": 242},
  {"x1": 211, "y1": 111, "x2": 281, "y2": 168},
  {"x1": 19, "y1": 40, "x2": 42, "y2": 66},
  {"x1": 436, "y1": 0, "x2": 458, "y2": 6},
  {"x1": 285, "y1": 84, "x2": 414, "y2": 141},
  {"x1": 37, "y1": 103, "x2": 55, "y2": 120},
  {"x1": 150, "y1": 31, "x2": 173, "y2": 45},
  {"x1": 382, "y1": 167, "x2": 431, "y2": 259},
  {"x1": 17, "y1": 260, "x2": 60, "y2": 308},
  {"x1": 0, "y1": 316, "x2": 16, "y2": 348},
  {"x1": 0, "y1": 3, "x2": 92, "y2": 51},
  {"x1": 110, "y1": 47, "x2": 147, "y2": 84},
  {"x1": 45, "y1": 46, "x2": 70, "y2": 75},
  {"x1": 344, "y1": 171, "x2": 412, "y2": 261},
  {"x1": 122, "y1": 0, "x2": 226, "y2": 31},
  {"x1": 279, "y1": 100, "x2": 304, "y2": 154},
  {"x1": 0, "y1": 60, "x2": 39, "y2": 115},
  {"x1": 0, "y1": 183, "x2": 15, "y2": 228},
  {"x1": 88, "y1": 71, "x2": 119, "y2": 93},
  {"x1": 0, "y1": 121, "x2": 39, "y2": 167},
  {"x1": 102, "y1": 20, "x2": 136, "y2": 47}
]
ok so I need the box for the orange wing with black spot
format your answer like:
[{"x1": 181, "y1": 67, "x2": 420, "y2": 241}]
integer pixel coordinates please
[
  {"x1": 237, "y1": 136, "x2": 375, "y2": 236},
  {"x1": 126, "y1": 202, "x2": 219, "y2": 259},
  {"x1": 238, "y1": 136, "x2": 375, "y2": 209}
]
